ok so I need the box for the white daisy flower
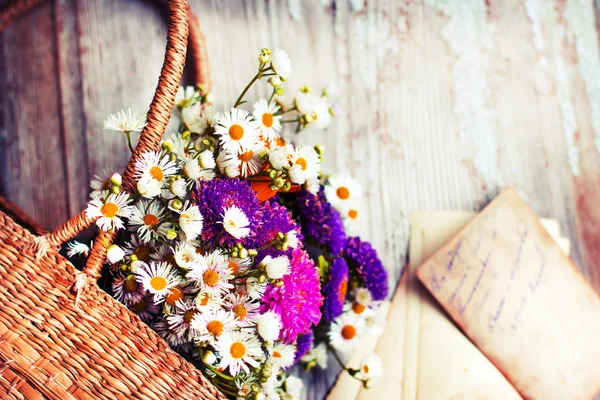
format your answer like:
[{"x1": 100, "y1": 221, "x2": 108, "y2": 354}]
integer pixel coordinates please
[
  {"x1": 182, "y1": 102, "x2": 208, "y2": 134},
  {"x1": 187, "y1": 249, "x2": 234, "y2": 295},
  {"x1": 150, "y1": 243, "x2": 174, "y2": 263},
  {"x1": 128, "y1": 200, "x2": 165, "y2": 243},
  {"x1": 354, "y1": 287, "x2": 372, "y2": 306},
  {"x1": 270, "y1": 48, "x2": 292, "y2": 80},
  {"x1": 66, "y1": 240, "x2": 90, "y2": 258},
  {"x1": 89, "y1": 168, "x2": 112, "y2": 198},
  {"x1": 169, "y1": 178, "x2": 187, "y2": 198},
  {"x1": 198, "y1": 149, "x2": 216, "y2": 169},
  {"x1": 356, "y1": 354, "x2": 384, "y2": 384},
  {"x1": 324, "y1": 175, "x2": 363, "y2": 208},
  {"x1": 129, "y1": 295, "x2": 160, "y2": 323},
  {"x1": 305, "y1": 176, "x2": 320, "y2": 195},
  {"x1": 166, "y1": 132, "x2": 192, "y2": 160},
  {"x1": 284, "y1": 230, "x2": 299, "y2": 250},
  {"x1": 112, "y1": 275, "x2": 145, "y2": 306},
  {"x1": 268, "y1": 342, "x2": 296, "y2": 370},
  {"x1": 191, "y1": 307, "x2": 238, "y2": 344},
  {"x1": 136, "y1": 177, "x2": 162, "y2": 199},
  {"x1": 175, "y1": 85, "x2": 197, "y2": 108},
  {"x1": 268, "y1": 145, "x2": 290, "y2": 170},
  {"x1": 173, "y1": 242, "x2": 199, "y2": 269},
  {"x1": 224, "y1": 293, "x2": 260, "y2": 327},
  {"x1": 134, "y1": 150, "x2": 178, "y2": 185},
  {"x1": 344, "y1": 300, "x2": 374, "y2": 317},
  {"x1": 214, "y1": 108, "x2": 259, "y2": 154},
  {"x1": 253, "y1": 99, "x2": 282, "y2": 140},
  {"x1": 106, "y1": 244, "x2": 125, "y2": 264},
  {"x1": 283, "y1": 375, "x2": 304, "y2": 399},
  {"x1": 123, "y1": 236, "x2": 154, "y2": 261},
  {"x1": 295, "y1": 93, "x2": 331, "y2": 130},
  {"x1": 328, "y1": 312, "x2": 366, "y2": 354},
  {"x1": 182, "y1": 156, "x2": 215, "y2": 185},
  {"x1": 221, "y1": 142, "x2": 267, "y2": 178},
  {"x1": 364, "y1": 307, "x2": 386, "y2": 336},
  {"x1": 245, "y1": 277, "x2": 267, "y2": 301},
  {"x1": 178, "y1": 202, "x2": 204, "y2": 240},
  {"x1": 222, "y1": 205, "x2": 251, "y2": 239},
  {"x1": 288, "y1": 145, "x2": 320, "y2": 185},
  {"x1": 135, "y1": 261, "x2": 181, "y2": 303},
  {"x1": 256, "y1": 311, "x2": 282, "y2": 342},
  {"x1": 167, "y1": 299, "x2": 201, "y2": 339},
  {"x1": 154, "y1": 318, "x2": 188, "y2": 348},
  {"x1": 195, "y1": 288, "x2": 224, "y2": 310},
  {"x1": 216, "y1": 150, "x2": 241, "y2": 178},
  {"x1": 226, "y1": 256, "x2": 252, "y2": 276},
  {"x1": 260, "y1": 255, "x2": 290, "y2": 280},
  {"x1": 163, "y1": 284, "x2": 194, "y2": 309},
  {"x1": 342, "y1": 205, "x2": 360, "y2": 231},
  {"x1": 215, "y1": 330, "x2": 264, "y2": 376},
  {"x1": 300, "y1": 342, "x2": 328, "y2": 369},
  {"x1": 86, "y1": 192, "x2": 133, "y2": 231},
  {"x1": 103, "y1": 108, "x2": 146, "y2": 133}
]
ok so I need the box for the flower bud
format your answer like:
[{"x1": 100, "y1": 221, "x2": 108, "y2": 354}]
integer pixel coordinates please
[
  {"x1": 111, "y1": 185, "x2": 121, "y2": 195},
  {"x1": 170, "y1": 199, "x2": 183, "y2": 210},
  {"x1": 181, "y1": 130, "x2": 191, "y2": 140},
  {"x1": 202, "y1": 350, "x2": 216, "y2": 365},
  {"x1": 106, "y1": 244, "x2": 125, "y2": 264},
  {"x1": 204, "y1": 92, "x2": 214, "y2": 104},
  {"x1": 269, "y1": 76, "x2": 282, "y2": 87},
  {"x1": 275, "y1": 87, "x2": 284, "y2": 96},
  {"x1": 248, "y1": 249, "x2": 258, "y2": 257},
  {"x1": 259, "y1": 52, "x2": 270, "y2": 63},
  {"x1": 268, "y1": 169, "x2": 277, "y2": 179},
  {"x1": 162, "y1": 140, "x2": 174, "y2": 152},
  {"x1": 258, "y1": 273, "x2": 267, "y2": 284},
  {"x1": 110, "y1": 173, "x2": 122, "y2": 186},
  {"x1": 165, "y1": 229, "x2": 178, "y2": 240},
  {"x1": 239, "y1": 248, "x2": 248, "y2": 259}
]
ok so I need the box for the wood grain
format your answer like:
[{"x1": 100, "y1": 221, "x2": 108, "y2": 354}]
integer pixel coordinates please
[{"x1": 2, "y1": 0, "x2": 600, "y2": 398}]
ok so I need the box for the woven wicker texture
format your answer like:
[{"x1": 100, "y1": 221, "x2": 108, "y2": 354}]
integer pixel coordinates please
[{"x1": 0, "y1": 211, "x2": 224, "y2": 399}]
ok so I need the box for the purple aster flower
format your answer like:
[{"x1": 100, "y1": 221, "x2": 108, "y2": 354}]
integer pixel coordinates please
[
  {"x1": 343, "y1": 237, "x2": 388, "y2": 301},
  {"x1": 193, "y1": 177, "x2": 263, "y2": 248},
  {"x1": 296, "y1": 187, "x2": 347, "y2": 254},
  {"x1": 260, "y1": 248, "x2": 324, "y2": 344},
  {"x1": 247, "y1": 201, "x2": 303, "y2": 253},
  {"x1": 294, "y1": 330, "x2": 314, "y2": 363},
  {"x1": 322, "y1": 257, "x2": 349, "y2": 321}
]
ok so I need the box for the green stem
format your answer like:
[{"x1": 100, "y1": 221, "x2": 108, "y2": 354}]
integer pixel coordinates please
[
  {"x1": 203, "y1": 363, "x2": 238, "y2": 381},
  {"x1": 126, "y1": 131, "x2": 135, "y2": 153},
  {"x1": 268, "y1": 88, "x2": 276, "y2": 104},
  {"x1": 280, "y1": 119, "x2": 299, "y2": 123},
  {"x1": 234, "y1": 72, "x2": 261, "y2": 108}
]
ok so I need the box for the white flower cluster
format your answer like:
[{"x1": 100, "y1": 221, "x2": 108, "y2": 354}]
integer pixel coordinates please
[{"x1": 324, "y1": 175, "x2": 363, "y2": 233}]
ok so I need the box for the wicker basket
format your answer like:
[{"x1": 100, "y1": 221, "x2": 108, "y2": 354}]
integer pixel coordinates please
[{"x1": 0, "y1": 0, "x2": 224, "y2": 398}]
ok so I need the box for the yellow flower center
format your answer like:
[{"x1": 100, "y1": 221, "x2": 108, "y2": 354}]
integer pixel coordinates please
[
  {"x1": 230, "y1": 342, "x2": 246, "y2": 359},
  {"x1": 165, "y1": 287, "x2": 184, "y2": 306},
  {"x1": 207, "y1": 320, "x2": 224, "y2": 336},
  {"x1": 184, "y1": 309, "x2": 198, "y2": 324},
  {"x1": 238, "y1": 151, "x2": 254, "y2": 162},
  {"x1": 150, "y1": 276, "x2": 167, "y2": 291},
  {"x1": 262, "y1": 113, "x2": 274, "y2": 128},
  {"x1": 123, "y1": 279, "x2": 138, "y2": 293},
  {"x1": 229, "y1": 124, "x2": 244, "y2": 140},
  {"x1": 149, "y1": 165, "x2": 164, "y2": 181},
  {"x1": 198, "y1": 292, "x2": 210, "y2": 306},
  {"x1": 336, "y1": 186, "x2": 350, "y2": 200},
  {"x1": 352, "y1": 302, "x2": 366, "y2": 314},
  {"x1": 143, "y1": 214, "x2": 159, "y2": 226},
  {"x1": 232, "y1": 304, "x2": 248, "y2": 321},
  {"x1": 203, "y1": 270, "x2": 219, "y2": 287},
  {"x1": 338, "y1": 277, "x2": 348, "y2": 304},
  {"x1": 295, "y1": 157, "x2": 308, "y2": 171},
  {"x1": 101, "y1": 202, "x2": 119, "y2": 218},
  {"x1": 348, "y1": 209, "x2": 358, "y2": 220},
  {"x1": 135, "y1": 246, "x2": 151, "y2": 262},
  {"x1": 341, "y1": 325, "x2": 356, "y2": 340},
  {"x1": 228, "y1": 260, "x2": 239, "y2": 275}
]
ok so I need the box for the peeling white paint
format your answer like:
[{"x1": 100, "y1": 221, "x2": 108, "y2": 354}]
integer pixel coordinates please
[
  {"x1": 425, "y1": 0, "x2": 501, "y2": 198},
  {"x1": 524, "y1": 0, "x2": 549, "y2": 69},
  {"x1": 287, "y1": 0, "x2": 302, "y2": 21},
  {"x1": 353, "y1": 11, "x2": 398, "y2": 92},
  {"x1": 564, "y1": 0, "x2": 600, "y2": 157}
]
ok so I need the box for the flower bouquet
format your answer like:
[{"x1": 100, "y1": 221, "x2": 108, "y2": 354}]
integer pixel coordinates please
[{"x1": 70, "y1": 48, "x2": 388, "y2": 399}]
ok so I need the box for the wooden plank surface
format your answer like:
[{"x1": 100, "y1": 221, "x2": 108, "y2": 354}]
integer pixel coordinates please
[{"x1": 2, "y1": 1, "x2": 600, "y2": 398}]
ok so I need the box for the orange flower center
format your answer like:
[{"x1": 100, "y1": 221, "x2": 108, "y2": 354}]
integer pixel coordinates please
[
  {"x1": 101, "y1": 202, "x2": 119, "y2": 218},
  {"x1": 150, "y1": 276, "x2": 167, "y2": 291},
  {"x1": 295, "y1": 157, "x2": 308, "y2": 171},
  {"x1": 230, "y1": 342, "x2": 246, "y2": 359},
  {"x1": 336, "y1": 186, "x2": 350, "y2": 200},
  {"x1": 184, "y1": 309, "x2": 198, "y2": 324},
  {"x1": 348, "y1": 209, "x2": 358, "y2": 219},
  {"x1": 203, "y1": 270, "x2": 219, "y2": 287},
  {"x1": 352, "y1": 302, "x2": 366, "y2": 314},
  {"x1": 239, "y1": 151, "x2": 254, "y2": 162},
  {"x1": 232, "y1": 304, "x2": 248, "y2": 321},
  {"x1": 229, "y1": 124, "x2": 244, "y2": 140},
  {"x1": 135, "y1": 246, "x2": 151, "y2": 262},
  {"x1": 198, "y1": 292, "x2": 210, "y2": 306},
  {"x1": 207, "y1": 320, "x2": 224, "y2": 336},
  {"x1": 363, "y1": 365, "x2": 370, "y2": 374},
  {"x1": 123, "y1": 279, "x2": 138, "y2": 293},
  {"x1": 227, "y1": 260, "x2": 239, "y2": 275},
  {"x1": 341, "y1": 325, "x2": 356, "y2": 340},
  {"x1": 143, "y1": 214, "x2": 159, "y2": 226},
  {"x1": 338, "y1": 277, "x2": 348, "y2": 304},
  {"x1": 273, "y1": 351, "x2": 282, "y2": 358},
  {"x1": 165, "y1": 287, "x2": 184, "y2": 306},
  {"x1": 149, "y1": 166, "x2": 164, "y2": 181},
  {"x1": 262, "y1": 113, "x2": 274, "y2": 128}
]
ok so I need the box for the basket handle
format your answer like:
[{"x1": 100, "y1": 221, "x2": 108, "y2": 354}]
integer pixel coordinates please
[{"x1": 1, "y1": 0, "x2": 199, "y2": 291}]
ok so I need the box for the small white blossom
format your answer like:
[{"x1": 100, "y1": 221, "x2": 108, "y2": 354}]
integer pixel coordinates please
[{"x1": 103, "y1": 108, "x2": 146, "y2": 133}]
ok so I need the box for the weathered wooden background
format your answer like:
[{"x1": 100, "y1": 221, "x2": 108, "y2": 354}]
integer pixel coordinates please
[{"x1": 2, "y1": 0, "x2": 600, "y2": 398}]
